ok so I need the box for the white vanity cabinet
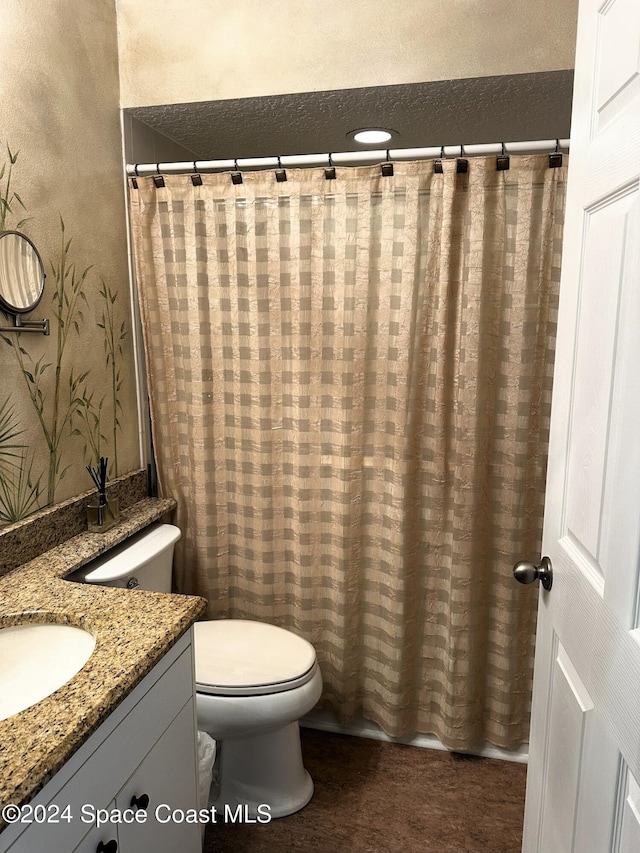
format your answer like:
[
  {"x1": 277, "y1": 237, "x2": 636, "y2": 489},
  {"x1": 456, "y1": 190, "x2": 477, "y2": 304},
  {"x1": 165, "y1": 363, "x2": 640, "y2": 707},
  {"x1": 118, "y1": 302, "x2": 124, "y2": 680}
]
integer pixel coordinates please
[{"x1": 1, "y1": 629, "x2": 201, "y2": 853}]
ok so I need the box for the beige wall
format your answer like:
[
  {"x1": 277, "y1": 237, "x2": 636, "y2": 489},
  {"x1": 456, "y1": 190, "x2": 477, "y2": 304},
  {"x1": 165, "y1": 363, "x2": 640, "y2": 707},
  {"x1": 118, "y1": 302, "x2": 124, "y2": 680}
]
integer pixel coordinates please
[
  {"x1": 117, "y1": 0, "x2": 579, "y2": 108},
  {"x1": 0, "y1": 0, "x2": 578, "y2": 525},
  {"x1": 0, "y1": 0, "x2": 140, "y2": 522}
]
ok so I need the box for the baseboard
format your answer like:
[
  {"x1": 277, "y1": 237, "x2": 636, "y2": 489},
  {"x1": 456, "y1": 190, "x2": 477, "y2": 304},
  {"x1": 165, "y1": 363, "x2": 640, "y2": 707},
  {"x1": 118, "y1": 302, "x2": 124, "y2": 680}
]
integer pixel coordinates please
[{"x1": 301, "y1": 710, "x2": 529, "y2": 764}]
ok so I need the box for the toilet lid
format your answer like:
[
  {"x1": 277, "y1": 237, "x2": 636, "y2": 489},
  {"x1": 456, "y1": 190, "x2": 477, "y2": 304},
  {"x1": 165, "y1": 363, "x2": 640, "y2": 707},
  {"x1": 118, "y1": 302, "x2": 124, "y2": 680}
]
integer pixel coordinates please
[{"x1": 194, "y1": 619, "x2": 317, "y2": 696}]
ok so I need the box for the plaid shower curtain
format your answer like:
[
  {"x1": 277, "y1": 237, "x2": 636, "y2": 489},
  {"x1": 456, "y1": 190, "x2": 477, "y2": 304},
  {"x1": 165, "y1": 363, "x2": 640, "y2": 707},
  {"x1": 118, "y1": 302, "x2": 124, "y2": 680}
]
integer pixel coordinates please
[{"x1": 129, "y1": 156, "x2": 566, "y2": 748}]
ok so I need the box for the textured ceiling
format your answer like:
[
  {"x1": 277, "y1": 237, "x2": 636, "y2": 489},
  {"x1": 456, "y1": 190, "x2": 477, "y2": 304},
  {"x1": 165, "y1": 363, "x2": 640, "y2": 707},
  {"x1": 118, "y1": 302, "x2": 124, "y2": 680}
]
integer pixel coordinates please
[{"x1": 127, "y1": 71, "x2": 574, "y2": 162}]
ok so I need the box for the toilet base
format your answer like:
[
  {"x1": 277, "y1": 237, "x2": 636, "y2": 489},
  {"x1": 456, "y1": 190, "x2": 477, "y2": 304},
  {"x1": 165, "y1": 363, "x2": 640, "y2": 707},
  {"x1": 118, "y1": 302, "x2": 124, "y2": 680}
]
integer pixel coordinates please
[{"x1": 211, "y1": 721, "x2": 314, "y2": 819}]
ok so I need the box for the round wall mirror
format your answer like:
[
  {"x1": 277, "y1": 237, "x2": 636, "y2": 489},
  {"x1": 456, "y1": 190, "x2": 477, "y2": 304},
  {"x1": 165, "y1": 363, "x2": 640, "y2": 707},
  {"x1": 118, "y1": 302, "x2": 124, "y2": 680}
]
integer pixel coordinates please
[{"x1": 0, "y1": 231, "x2": 46, "y2": 315}]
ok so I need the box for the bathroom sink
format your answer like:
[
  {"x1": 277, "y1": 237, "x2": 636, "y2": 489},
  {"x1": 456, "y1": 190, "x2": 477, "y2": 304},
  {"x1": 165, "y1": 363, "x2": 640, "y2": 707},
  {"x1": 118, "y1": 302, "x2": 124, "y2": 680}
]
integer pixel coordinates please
[{"x1": 0, "y1": 621, "x2": 96, "y2": 721}]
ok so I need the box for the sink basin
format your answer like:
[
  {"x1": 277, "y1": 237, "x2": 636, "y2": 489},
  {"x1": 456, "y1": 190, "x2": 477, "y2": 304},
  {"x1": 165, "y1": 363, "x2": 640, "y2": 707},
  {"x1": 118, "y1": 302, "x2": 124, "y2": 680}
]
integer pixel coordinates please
[{"x1": 0, "y1": 622, "x2": 96, "y2": 721}]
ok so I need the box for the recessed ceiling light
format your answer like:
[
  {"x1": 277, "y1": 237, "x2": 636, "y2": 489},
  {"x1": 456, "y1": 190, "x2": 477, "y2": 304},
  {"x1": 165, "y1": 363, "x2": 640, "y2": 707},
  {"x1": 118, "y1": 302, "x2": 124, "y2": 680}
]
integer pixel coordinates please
[{"x1": 350, "y1": 128, "x2": 395, "y2": 145}]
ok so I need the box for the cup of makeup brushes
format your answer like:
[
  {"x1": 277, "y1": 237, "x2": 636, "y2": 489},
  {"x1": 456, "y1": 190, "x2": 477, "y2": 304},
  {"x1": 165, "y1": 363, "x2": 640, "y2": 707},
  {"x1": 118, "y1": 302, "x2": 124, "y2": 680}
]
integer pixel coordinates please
[{"x1": 86, "y1": 457, "x2": 120, "y2": 533}]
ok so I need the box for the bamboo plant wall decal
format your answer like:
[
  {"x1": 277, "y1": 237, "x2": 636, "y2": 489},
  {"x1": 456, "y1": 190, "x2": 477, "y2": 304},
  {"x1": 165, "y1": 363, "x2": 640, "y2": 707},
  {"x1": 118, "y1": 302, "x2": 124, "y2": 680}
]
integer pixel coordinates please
[
  {"x1": 0, "y1": 142, "x2": 132, "y2": 524},
  {"x1": 70, "y1": 376, "x2": 106, "y2": 466},
  {"x1": 97, "y1": 277, "x2": 126, "y2": 477},
  {"x1": 0, "y1": 397, "x2": 43, "y2": 523},
  {"x1": 0, "y1": 397, "x2": 23, "y2": 474},
  {"x1": 0, "y1": 145, "x2": 30, "y2": 232},
  {"x1": 71, "y1": 279, "x2": 127, "y2": 475},
  {"x1": 2, "y1": 218, "x2": 93, "y2": 505},
  {"x1": 45, "y1": 217, "x2": 93, "y2": 502},
  {"x1": 0, "y1": 448, "x2": 43, "y2": 524}
]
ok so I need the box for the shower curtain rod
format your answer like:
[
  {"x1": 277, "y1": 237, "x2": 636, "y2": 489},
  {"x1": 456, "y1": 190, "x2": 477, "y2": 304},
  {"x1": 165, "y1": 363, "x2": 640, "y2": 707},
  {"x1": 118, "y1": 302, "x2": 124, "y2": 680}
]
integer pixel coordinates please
[{"x1": 126, "y1": 138, "x2": 570, "y2": 177}]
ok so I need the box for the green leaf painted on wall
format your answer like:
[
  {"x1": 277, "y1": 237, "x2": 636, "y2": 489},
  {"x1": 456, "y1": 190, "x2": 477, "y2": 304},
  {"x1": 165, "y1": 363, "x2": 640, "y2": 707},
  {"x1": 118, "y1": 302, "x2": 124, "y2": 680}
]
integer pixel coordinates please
[{"x1": 0, "y1": 143, "x2": 130, "y2": 524}]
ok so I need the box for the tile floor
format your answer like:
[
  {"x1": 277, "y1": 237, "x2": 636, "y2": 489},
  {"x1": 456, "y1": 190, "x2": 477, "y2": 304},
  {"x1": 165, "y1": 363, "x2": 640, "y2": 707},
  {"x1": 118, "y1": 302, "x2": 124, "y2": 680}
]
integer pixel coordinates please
[{"x1": 204, "y1": 727, "x2": 527, "y2": 853}]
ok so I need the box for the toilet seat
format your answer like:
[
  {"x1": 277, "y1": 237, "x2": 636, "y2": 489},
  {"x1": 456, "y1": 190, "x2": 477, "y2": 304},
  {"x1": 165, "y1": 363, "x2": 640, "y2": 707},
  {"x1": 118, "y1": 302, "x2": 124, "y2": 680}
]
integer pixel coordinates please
[{"x1": 194, "y1": 619, "x2": 317, "y2": 696}]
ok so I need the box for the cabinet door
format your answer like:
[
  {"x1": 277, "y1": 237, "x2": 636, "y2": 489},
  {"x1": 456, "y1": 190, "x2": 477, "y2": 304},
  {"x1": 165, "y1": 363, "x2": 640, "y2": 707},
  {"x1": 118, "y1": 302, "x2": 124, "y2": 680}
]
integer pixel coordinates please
[
  {"x1": 71, "y1": 802, "x2": 118, "y2": 853},
  {"x1": 3, "y1": 641, "x2": 195, "y2": 853},
  {"x1": 115, "y1": 700, "x2": 201, "y2": 853}
]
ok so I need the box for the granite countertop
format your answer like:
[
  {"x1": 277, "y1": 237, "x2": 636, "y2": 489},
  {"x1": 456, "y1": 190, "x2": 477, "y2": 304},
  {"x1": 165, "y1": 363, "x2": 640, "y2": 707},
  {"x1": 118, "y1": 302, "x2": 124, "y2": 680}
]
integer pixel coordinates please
[{"x1": 0, "y1": 497, "x2": 207, "y2": 826}]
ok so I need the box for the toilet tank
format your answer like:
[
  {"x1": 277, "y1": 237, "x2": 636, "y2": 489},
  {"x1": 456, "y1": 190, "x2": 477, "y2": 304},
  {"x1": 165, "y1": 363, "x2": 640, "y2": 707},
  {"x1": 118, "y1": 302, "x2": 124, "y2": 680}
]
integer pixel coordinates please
[{"x1": 70, "y1": 523, "x2": 181, "y2": 592}]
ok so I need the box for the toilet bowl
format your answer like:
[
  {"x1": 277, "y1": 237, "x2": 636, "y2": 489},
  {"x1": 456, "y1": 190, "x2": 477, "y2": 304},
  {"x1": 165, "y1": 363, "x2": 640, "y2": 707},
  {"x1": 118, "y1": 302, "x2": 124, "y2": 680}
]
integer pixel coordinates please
[
  {"x1": 195, "y1": 619, "x2": 323, "y2": 817},
  {"x1": 71, "y1": 523, "x2": 323, "y2": 818}
]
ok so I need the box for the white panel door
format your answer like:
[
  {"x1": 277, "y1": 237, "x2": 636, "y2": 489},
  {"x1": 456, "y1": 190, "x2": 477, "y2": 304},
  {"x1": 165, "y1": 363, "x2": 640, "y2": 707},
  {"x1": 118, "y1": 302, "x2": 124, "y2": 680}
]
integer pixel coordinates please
[{"x1": 522, "y1": 0, "x2": 640, "y2": 851}]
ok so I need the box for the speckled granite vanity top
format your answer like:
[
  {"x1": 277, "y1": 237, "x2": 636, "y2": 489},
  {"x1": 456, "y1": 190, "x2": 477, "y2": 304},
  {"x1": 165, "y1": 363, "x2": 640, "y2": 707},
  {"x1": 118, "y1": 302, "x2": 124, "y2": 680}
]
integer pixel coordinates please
[{"x1": 0, "y1": 496, "x2": 206, "y2": 824}]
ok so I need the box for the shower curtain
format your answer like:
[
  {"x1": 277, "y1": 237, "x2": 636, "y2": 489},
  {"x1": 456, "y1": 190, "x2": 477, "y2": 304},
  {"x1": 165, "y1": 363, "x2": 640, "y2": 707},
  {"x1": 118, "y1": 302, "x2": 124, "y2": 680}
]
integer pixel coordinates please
[{"x1": 129, "y1": 156, "x2": 567, "y2": 749}]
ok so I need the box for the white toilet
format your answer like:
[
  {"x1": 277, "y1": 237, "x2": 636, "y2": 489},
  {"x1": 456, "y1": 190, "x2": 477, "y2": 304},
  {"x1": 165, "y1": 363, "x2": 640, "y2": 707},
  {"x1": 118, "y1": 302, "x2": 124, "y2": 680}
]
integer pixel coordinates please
[{"x1": 73, "y1": 523, "x2": 323, "y2": 818}]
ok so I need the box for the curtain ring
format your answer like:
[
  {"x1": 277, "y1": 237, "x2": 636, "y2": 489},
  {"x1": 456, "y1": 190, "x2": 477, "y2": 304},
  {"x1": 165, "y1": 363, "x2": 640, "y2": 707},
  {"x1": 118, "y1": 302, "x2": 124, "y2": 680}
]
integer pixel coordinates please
[
  {"x1": 156, "y1": 163, "x2": 161, "y2": 175},
  {"x1": 134, "y1": 163, "x2": 140, "y2": 177},
  {"x1": 193, "y1": 161, "x2": 199, "y2": 173}
]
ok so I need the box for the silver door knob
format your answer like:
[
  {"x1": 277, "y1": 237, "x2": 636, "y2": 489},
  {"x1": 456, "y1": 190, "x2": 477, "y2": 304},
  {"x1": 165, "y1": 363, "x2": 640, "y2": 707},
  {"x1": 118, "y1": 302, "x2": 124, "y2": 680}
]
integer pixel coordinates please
[{"x1": 513, "y1": 556, "x2": 553, "y2": 590}]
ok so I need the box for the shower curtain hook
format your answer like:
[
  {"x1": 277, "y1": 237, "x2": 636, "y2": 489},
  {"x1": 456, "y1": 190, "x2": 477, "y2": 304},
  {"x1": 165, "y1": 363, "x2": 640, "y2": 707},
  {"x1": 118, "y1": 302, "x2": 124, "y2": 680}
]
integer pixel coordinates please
[
  {"x1": 325, "y1": 152, "x2": 336, "y2": 180},
  {"x1": 497, "y1": 142, "x2": 510, "y2": 171},
  {"x1": 153, "y1": 163, "x2": 165, "y2": 188},
  {"x1": 381, "y1": 150, "x2": 394, "y2": 177},
  {"x1": 434, "y1": 146, "x2": 444, "y2": 174},
  {"x1": 231, "y1": 159, "x2": 243, "y2": 185},
  {"x1": 456, "y1": 144, "x2": 468, "y2": 174},
  {"x1": 549, "y1": 139, "x2": 563, "y2": 169},
  {"x1": 275, "y1": 156, "x2": 287, "y2": 182},
  {"x1": 191, "y1": 162, "x2": 203, "y2": 186}
]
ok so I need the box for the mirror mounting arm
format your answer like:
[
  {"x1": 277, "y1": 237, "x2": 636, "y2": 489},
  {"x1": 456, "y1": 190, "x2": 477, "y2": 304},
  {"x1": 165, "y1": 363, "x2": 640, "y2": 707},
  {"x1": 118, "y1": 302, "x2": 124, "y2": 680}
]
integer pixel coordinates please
[{"x1": 0, "y1": 314, "x2": 50, "y2": 335}]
